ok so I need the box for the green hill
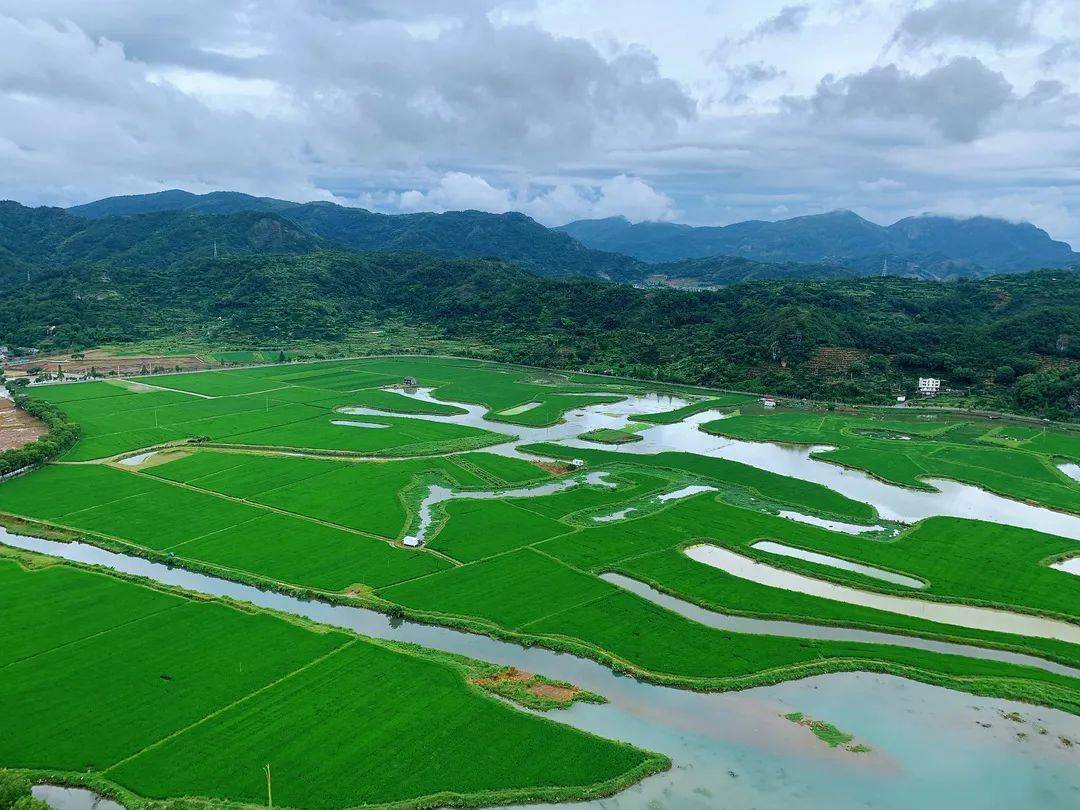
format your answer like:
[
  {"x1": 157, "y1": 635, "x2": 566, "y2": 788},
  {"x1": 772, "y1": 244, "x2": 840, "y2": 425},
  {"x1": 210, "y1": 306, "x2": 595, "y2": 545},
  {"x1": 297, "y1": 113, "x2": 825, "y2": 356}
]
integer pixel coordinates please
[
  {"x1": 1, "y1": 199, "x2": 842, "y2": 286},
  {"x1": 558, "y1": 211, "x2": 1080, "y2": 277},
  {"x1": 2, "y1": 248, "x2": 1075, "y2": 418}
]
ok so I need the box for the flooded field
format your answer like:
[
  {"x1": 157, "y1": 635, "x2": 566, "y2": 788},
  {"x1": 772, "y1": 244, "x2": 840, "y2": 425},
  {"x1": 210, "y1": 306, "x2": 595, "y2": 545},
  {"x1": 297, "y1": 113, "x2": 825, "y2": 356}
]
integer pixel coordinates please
[{"x1": 364, "y1": 387, "x2": 1080, "y2": 540}]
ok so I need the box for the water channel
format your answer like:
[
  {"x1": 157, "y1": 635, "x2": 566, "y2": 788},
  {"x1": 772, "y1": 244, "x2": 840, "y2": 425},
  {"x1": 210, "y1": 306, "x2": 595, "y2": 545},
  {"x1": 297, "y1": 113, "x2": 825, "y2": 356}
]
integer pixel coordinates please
[
  {"x1": 10, "y1": 386, "x2": 1080, "y2": 809},
  {"x1": 4, "y1": 528, "x2": 1078, "y2": 810},
  {"x1": 343, "y1": 388, "x2": 1080, "y2": 541}
]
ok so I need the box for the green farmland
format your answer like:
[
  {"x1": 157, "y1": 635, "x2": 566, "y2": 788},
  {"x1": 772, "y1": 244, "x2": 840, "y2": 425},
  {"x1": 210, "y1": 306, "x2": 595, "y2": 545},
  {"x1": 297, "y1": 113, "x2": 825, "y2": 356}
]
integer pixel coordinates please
[
  {"x1": 702, "y1": 409, "x2": 1080, "y2": 513},
  {"x1": 0, "y1": 548, "x2": 662, "y2": 808},
  {"x1": 2, "y1": 355, "x2": 1079, "y2": 808}
]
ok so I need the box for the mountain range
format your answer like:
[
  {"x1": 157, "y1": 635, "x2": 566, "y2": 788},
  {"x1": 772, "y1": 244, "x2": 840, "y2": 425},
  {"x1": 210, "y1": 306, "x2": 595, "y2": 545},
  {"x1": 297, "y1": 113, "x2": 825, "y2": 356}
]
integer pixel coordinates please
[
  {"x1": 37, "y1": 189, "x2": 1079, "y2": 282},
  {"x1": 0, "y1": 195, "x2": 849, "y2": 289},
  {"x1": 1, "y1": 189, "x2": 1076, "y2": 419},
  {"x1": 557, "y1": 210, "x2": 1079, "y2": 277}
]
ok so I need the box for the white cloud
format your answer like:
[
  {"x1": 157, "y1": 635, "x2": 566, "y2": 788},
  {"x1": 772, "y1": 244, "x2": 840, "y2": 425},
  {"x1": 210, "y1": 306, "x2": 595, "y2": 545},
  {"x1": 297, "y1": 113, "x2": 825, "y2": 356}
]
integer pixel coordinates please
[
  {"x1": 858, "y1": 178, "x2": 906, "y2": 192},
  {"x1": 399, "y1": 173, "x2": 513, "y2": 213},
  {"x1": 931, "y1": 188, "x2": 1075, "y2": 240},
  {"x1": 397, "y1": 172, "x2": 678, "y2": 223}
]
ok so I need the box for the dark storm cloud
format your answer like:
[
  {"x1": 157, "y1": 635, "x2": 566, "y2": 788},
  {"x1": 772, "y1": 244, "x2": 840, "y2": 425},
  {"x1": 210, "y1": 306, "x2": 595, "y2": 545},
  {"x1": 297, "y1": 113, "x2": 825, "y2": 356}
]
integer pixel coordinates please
[
  {"x1": 751, "y1": 5, "x2": 811, "y2": 37},
  {"x1": 0, "y1": 0, "x2": 1076, "y2": 241},
  {"x1": 810, "y1": 57, "x2": 1014, "y2": 141},
  {"x1": 891, "y1": 0, "x2": 1036, "y2": 50}
]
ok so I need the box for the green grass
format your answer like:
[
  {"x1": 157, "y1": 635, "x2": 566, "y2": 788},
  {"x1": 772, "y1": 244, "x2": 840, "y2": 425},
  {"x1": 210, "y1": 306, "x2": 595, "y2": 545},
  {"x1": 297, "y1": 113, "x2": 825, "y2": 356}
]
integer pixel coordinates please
[
  {"x1": 452, "y1": 452, "x2": 553, "y2": 485},
  {"x1": 0, "y1": 552, "x2": 661, "y2": 808},
  {"x1": 0, "y1": 463, "x2": 451, "y2": 591},
  {"x1": 580, "y1": 427, "x2": 643, "y2": 444},
  {"x1": 145, "y1": 371, "x2": 288, "y2": 396},
  {"x1": 24, "y1": 357, "x2": 542, "y2": 461},
  {"x1": 612, "y1": 545, "x2": 1080, "y2": 667},
  {"x1": 219, "y1": 412, "x2": 505, "y2": 456},
  {"x1": 784, "y1": 713, "x2": 856, "y2": 748},
  {"x1": 428, "y1": 499, "x2": 570, "y2": 563},
  {"x1": 12, "y1": 356, "x2": 1080, "y2": 719},
  {"x1": 168, "y1": 513, "x2": 449, "y2": 590},
  {"x1": 380, "y1": 548, "x2": 617, "y2": 629},
  {"x1": 525, "y1": 443, "x2": 876, "y2": 523},
  {"x1": 109, "y1": 641, "x2": 652, "y2": 810}
]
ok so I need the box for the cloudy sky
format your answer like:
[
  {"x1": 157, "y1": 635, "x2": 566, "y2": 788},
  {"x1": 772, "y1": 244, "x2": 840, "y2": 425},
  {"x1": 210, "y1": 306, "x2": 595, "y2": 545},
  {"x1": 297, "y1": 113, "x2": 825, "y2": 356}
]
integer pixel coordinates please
[{"x1": 2, "y1": 1, "x2": 1079, "y2": 242}]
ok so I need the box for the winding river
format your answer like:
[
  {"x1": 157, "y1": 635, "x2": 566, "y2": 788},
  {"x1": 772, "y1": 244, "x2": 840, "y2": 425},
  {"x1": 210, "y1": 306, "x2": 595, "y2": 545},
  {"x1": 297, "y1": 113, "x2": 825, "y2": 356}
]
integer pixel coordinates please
[
  {"x1": 344, "y1": 388, "x2": 1080, "y2": 540},
  {"x1": 9, "y1": 386, "x2": 1080, "y2": 809},
  {"x1": 4, "y1": 528, "x2": 1078, "y2": 810}
]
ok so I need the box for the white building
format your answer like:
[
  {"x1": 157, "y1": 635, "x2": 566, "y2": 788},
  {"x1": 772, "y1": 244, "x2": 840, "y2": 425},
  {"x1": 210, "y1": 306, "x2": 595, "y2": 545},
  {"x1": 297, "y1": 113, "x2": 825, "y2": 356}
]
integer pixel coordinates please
[
  {"x1": 918, "y1": 377, "x2": 941, "y2": 396},
  {"x1": 760, "y1": 397, "x2": 776, "y2": 409}
]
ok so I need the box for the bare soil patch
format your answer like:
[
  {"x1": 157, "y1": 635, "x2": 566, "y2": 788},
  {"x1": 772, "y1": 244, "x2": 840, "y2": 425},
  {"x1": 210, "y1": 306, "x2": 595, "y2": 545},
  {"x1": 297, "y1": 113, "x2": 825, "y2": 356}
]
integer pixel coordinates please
[
  {"x1": 473, "y1": 667, "x2": 582, "y2": 703},
  {"x1": 0, "y1": 398, "x2": 46, "y2": 451},
  {"x1": 527, "y1": 682, "x2": 579, "y2": 701},
  {"x1": 4, "y1": 353, "x2": 208, "y2": 376},
  {"x1": 532, "y1": 460, "x2": 575, "y2": 476}
]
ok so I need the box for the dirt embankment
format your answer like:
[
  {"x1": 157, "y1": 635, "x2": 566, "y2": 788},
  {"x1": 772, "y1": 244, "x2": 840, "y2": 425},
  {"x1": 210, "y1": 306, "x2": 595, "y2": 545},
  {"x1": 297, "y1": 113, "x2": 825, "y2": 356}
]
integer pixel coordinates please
[{"x1": 0, "y1": 398, "x2": 46, "y2": 452}]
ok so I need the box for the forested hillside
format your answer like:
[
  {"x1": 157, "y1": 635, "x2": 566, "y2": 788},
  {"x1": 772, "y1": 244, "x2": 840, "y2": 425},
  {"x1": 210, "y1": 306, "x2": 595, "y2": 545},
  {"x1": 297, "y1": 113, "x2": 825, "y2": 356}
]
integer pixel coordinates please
[
  {"x1": 3, "y1": 249, "x2": 1076, "y2": 418},
  {"x1": 559, "y1": 211, "x2": 1080, "y2": 277},
  {"x1": 61, "y1": 189, "x2": 1080, "y2": 280},
  {"x1": 1, "y1": 200, "x2": 838, "y2": 286}
]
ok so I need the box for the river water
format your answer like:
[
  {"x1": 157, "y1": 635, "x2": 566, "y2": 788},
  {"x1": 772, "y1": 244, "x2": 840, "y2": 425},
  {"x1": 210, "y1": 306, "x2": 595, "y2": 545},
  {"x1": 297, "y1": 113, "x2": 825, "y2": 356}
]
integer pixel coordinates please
[
  {"x1": 10, "y1": 387, "x2": 1080, "y2": 809},
  {"x1": 3, "y1": 529, "x2": 1078, "y2": 810},
  {"x1": 686, "y1": 544, "x2": 1080, "y2": 644},
  {"x1": 344, "y1": 388, "x2": 1080, "y2": 540}
]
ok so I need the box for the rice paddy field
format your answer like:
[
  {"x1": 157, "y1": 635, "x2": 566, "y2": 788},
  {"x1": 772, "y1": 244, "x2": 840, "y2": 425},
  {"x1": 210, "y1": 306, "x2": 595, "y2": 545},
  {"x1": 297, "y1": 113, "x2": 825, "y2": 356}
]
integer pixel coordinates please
[
  {"x1": 703, "y1": 409, "x2": 1080, "y2": 513},
  {"x1": 2, "y1": 355, "x2": 1079, "y2": 808},
  {"x1": 0, "y1": 548, "x2": 660, "y2": 809}
]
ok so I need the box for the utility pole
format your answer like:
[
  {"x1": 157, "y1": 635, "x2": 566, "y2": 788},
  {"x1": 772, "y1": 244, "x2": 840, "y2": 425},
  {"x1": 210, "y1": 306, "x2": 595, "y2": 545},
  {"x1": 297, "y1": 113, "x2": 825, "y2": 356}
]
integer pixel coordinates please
[
  {"x1": 264, "y1": 763, "x2": 272, "y2": 809},
  {"x1": 214, "y1": 240, "x2": 219, "y2": 260}
]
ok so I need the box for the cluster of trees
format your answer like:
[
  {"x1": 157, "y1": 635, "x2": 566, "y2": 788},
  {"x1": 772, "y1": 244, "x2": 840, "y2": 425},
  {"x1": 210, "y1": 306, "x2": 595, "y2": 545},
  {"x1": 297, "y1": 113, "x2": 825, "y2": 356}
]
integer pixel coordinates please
[
  {"x1": 0, "y1": 771, "x2": 49, "y2": 810},
  {"x1": 1, "y1": 249, "x2": 1076, "y2": 419}
]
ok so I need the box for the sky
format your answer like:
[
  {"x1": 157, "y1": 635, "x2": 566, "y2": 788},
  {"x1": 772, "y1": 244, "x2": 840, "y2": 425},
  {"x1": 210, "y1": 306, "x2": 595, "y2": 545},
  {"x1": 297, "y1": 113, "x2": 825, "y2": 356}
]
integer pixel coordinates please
[{"x1": 2, "y1": 1, "x2": 1079, "y2": 243}]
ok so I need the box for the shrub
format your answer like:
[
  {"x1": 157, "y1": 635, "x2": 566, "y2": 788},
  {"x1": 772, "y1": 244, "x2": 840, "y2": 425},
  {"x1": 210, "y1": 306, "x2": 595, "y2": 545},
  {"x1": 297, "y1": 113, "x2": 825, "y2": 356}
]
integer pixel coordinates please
[{"x1": 0, "y1": 772, "x2": 31, "y2": 810}]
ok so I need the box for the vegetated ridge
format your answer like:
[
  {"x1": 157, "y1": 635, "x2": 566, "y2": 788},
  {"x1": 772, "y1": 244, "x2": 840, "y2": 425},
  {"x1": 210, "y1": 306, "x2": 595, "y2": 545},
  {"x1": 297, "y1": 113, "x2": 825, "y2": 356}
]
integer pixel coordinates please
[
  {"x1": 54, "y1": 188, "x2": 1080, "y2": 280},
  {"x1": 558, "y1": 210, "x2": 1080, "y2": 278},
  {"x1": 2, "y1": 248, "x2": 1075, "y2": 419}
]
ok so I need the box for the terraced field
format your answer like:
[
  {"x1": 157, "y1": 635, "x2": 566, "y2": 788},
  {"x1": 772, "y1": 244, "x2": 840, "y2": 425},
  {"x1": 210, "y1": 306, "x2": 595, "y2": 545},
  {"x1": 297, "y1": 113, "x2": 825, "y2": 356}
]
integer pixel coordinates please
[{"x1": 2, "y1": 355, "x2": 1078, "y2": 808}]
